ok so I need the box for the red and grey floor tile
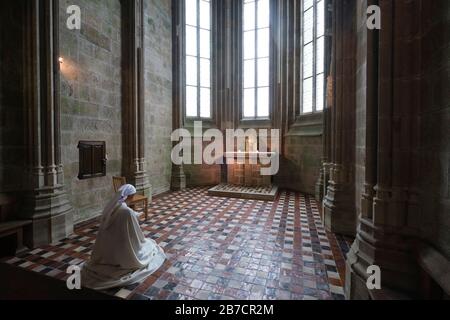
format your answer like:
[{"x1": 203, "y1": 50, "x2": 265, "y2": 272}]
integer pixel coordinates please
[{"x1": 1, "y1": 187, "x2": 350, "y2": 300}]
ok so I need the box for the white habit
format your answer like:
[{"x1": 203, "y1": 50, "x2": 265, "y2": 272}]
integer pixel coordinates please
[{"x1": 81, "y1": 184, "x2": 166, "y2": 290}]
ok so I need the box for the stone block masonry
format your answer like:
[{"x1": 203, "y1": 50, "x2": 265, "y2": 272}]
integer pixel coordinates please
[
  {"x1": 59, "y1": 0, "x2": 123, "y2": 223},
  {"x1": 58, "y1": 0, "x2": 173, "y2": 223},
  {"x1": 144, "y1": 0, "x2": 173, "y2": 196}
]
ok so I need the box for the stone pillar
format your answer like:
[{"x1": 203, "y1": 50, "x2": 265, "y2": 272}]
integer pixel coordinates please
[
  {"x1": 319, "y1": 105, "x2": 332, "y2": 210},
  {"x1": 315, "y1": 165, "x2": 325, "y2": 203},
  {"x1": 322, "y1": 72, "x2": 334, "y2": 220},
  {"x1": 170, "y1": 0, "x2": 186, "y2": 191},
  {"x1": 346, "y1": 0, "x2": 422, "y2": 299},
  {"x1": 315, "y1": 97, "x2": 330, "y2": 203},
  {"x1": 316, "y1": 0, "x2": 333, "y2": 204},
  {"x1": 22, "y1": 0, "x2": 74, "y2": 247},
  {"x1": 323, "y1": 0, "x2": 356, "y2": 236},
  {"x1": 122, "y1": 0, "x2": 151, "y2": 197},
  {"x1": 359, "y1": 0, "x2": 378, "y2": 223}
]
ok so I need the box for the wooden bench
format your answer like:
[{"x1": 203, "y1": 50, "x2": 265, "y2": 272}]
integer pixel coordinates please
[
  {"x1": 0, "y1": 220, "x2": 32, "y2": 255},
  {"x1": 0, "y1": 193, "x2": 31, "y2": 254}
]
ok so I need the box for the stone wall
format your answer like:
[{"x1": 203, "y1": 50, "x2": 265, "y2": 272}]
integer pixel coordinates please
[
  {"x1": 0, "y1": 2, "x2": 26, "y2": 194},
  {"x1": 58, "y1": 0, "x2": 173, "y2": 222},
  {"x1": 184, "y1": 140, "x2": 221, "y2": 187},
  {"x1": 59, "y1": 0, "x2": 122, "y2": 222},
  {"x1": 279, "y1": 135, "x2": 323, "y2": 195},
  {"x1": 354, "y1": 0, "x2": 367, "y2": 223},
  {"x1": 144, "y1": 0, "x2": 173, "y2": 196},
  {"x1": 185, "y1": 164, "x2": 221, "y2": 187},
  {"x1": 418, "y1": 0, "x2": 450, "y2": 259},
  {"x1": 184, "y1": 130, "x2": 323, "y2": 195}
]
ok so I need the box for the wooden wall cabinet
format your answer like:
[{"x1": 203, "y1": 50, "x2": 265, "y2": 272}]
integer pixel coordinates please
[{"x1": 77, "y1": 141, "x2": 107, "y2": 180}]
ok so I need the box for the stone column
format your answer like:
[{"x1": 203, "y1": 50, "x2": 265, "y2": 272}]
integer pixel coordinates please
[
  {"x1": 170, "y1": 0, "x2": 186, "y2": 191},
  {"x1": 316, "y1": 0, "x2": 333, "y2": 204},
  {"x1": 22, "y1": 0, "x2": 74, "y2": 247},
  {"x1": 122, "y1": 0, "x2": 151, "y2": 197},
  {"x1": 321, "y1": 103, "x2": 333, "y2": 222},
  {"x1": 323, "y1": 0, "x2": 356, "y2": 236},
  {"x1": 346, "y1": 0, "x2": 422, "y2": 299},
  {"x1": 359, "y1": 0, "x2": 378, "y2": 222},
  {"x1": 315, "y1": 165, "x2": 325, "y2": 203},
  {"x1": 322, "y1": 76, "x2": 334, "y2": 207},
  {"x1": 319, "y1": 98, "x2": 332, "y2": 207}
]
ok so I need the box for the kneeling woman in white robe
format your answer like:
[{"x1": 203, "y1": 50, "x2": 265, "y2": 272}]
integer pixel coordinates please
[{"x1": 81, "y1": 184, "x2": 166, "y2": 290}]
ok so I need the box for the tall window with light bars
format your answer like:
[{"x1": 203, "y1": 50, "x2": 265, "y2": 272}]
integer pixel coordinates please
[
  {"x1": 185, "y1": 0, "x2": 212, "y2": 119},
  {"x1": 301, "y1": 0, "x2": 325, "y2": 114},
  {"x1": 242, "y1": 0, "x2": 271, "y2": 120}
]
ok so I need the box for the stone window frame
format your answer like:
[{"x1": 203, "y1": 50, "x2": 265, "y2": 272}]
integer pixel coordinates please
[
  {"x1": 184, "y1": 0, "x2": 213, "y2": 120},
  {"x1": 240, "y1": 0, "x2": 273, "y2": 121},
  {"x1": 174, "y1": 0, "x2": 331, "y2": 131},
  {"x1": 179, "y1": 0, "x2": 216, "y2": 125},
  {"x1": 300, "y1": 0, "x2": 326, "y2": 115}
]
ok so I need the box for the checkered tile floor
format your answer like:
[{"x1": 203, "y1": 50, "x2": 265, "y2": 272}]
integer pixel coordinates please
[{"x1": 2, "y1": 188, "x2": 349, "y2": 300}]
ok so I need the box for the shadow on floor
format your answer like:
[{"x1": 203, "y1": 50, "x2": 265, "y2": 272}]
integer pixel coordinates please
[{"x1": 0, "y1": 263, "x2": 118, "y2": 300}]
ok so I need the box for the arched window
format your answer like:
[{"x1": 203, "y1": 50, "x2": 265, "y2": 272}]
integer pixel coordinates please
[
  {"x1": 185, "y1": 0, "x2": 212, "y2": 118},
  {"x1": 242, "y1": 0, "x2": 271, "y2": 120},
  {"x1": 301, "y1": 0, "x2": 325, "y2": 114}
]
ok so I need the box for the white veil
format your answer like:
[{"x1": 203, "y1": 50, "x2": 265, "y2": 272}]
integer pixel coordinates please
[{"x1": 101, "y1": 184, "x2": 136, "y2": 229}]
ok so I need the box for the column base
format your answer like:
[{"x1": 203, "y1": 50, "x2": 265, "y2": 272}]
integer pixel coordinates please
[
  {"x1": 323, "y1": 182, "x2": 356, "y2": 236},
  {"x1": 171, "y1": 164, "x2": 186, "y2": 191},
  {"x1": 345, "y1": 243, "x2": 418, "y2": 300},
  {"x1": 315, "y1": 168, "x2": 325, "y2": 203},
  {"x1": 345, "y1": 252, "x2": 372, "y2": 300},
  {"x1": 133, "y1": 171, "x2": 152, "y2": 200},
  {"x1": 21, "y1": 185, "x2": 74, "y2": 248},
  {"x1": 345, "y1": 218, "x2": 420, "y2": 299}
]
